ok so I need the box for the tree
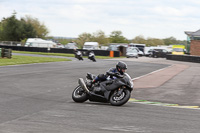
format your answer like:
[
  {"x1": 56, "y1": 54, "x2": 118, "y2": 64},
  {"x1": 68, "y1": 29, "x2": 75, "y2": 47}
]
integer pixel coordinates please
[
  {"x1": 0, "y1": 12, "x2": 21, "y2": 41},
  {"x1": 76, "y1": 32, "x2": 92, "y2": 47},
  {"x1": 146, "y1": 37, "x2": 164, "y2": 46},
  {"x1": 20, "y1": 18, "x2": 36, "y2": 40},
  {"x1": 22, "y1": 15, "x2": 49, "y2": 38},
  {"x1": 132, "y1": 35, "x2": 146, "y2": 44},
  {"x1": 0, "y1": 15, "x2": 36, "y2": 41},
  {"x1": 163, "y1": 36, "x2": 179, "y2": 45},
  {"x1": 92, "y1": 30, "x2": 109, "y2": 45},
  {"x1": 109, "y1": 30, "x2": 129, "y2": 43},
  {"x1": 0, "y1": 12, "x2": 48, "y2": 41}
]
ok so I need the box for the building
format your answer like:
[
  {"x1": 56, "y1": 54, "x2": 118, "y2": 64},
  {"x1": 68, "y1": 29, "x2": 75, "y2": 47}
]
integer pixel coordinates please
[
  {"x1": 185, "y1": 29, "x2": 200, "y2": 56},
  {"x1": 107, "y1": 43, "x2": 128, "y2": 56}
]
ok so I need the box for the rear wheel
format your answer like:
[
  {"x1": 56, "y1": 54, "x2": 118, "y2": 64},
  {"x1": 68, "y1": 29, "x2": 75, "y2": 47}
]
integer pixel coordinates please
[
  {"x1": 72, "y1": 85, "x2": 88, "y2": 102},
  {"x1": 110, "y1": 89, "x2": 131, "y2": 106}
]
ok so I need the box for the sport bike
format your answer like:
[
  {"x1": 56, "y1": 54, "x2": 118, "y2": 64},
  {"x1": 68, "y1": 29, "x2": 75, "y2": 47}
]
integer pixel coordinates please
[
  {"x1": 75, "y1": 51, "x2": 83, "y2": 60},
  {"x1": 88, "y1": 51, "x2": 96, "y2": 62},
  {"x1": 72, "y1": 72, "x2": 133, "y2": 106}
]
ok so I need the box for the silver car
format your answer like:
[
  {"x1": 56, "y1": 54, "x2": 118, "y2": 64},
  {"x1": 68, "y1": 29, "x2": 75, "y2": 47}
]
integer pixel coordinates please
[
  {"x1": 126, "y1": 47, "x2": 139, "y2": 58},
  {"x1": 65, "y1": 43, "x2": 78, "y2": 49}
]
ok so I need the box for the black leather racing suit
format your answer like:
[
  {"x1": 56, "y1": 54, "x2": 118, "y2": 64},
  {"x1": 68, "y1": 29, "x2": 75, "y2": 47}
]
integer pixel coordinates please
[{"x1": 93, "y1": 67, "x2": 122, "y2": 83}]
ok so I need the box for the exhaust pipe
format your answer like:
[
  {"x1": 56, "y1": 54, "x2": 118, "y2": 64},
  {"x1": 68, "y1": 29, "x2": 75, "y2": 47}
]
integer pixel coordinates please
[{"x1": 78, "y1": 78, "x2": 90, "y2": 93}]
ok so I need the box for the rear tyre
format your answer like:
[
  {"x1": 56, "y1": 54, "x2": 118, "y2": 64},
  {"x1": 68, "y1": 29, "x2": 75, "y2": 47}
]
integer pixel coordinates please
[
  {"x1": 110, "y1": 89, "x2": 131, "y2": 106},
  {"x1": 72, "y1": 85, "x2": 88, "y2": 103}
]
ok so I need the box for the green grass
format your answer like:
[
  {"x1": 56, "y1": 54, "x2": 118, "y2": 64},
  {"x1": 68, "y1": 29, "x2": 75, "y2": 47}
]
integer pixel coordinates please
[
  {"x1": 13, "y1": 51, "x2": 75, "y2": 57},
  {"x1": 12, "y1": 50, "x2": 121, "y2": 59},
  {"x1": 0, "y1": 55, "x2": 71, "y2": 66},
  {"x1": 0, "y1": 50, "x2": 125, "y2": 66}
]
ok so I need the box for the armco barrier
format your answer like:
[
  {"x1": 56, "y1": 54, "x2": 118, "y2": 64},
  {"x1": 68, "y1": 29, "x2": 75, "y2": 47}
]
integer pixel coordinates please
[
  {"x1": 0, "y1": 45, "x2": 120, "y2": 57},
  {"x1": 0, "y1": 45, "x2": 48, "y2": 52},
  {"x1": 166, "y1": 54, "x2": 200, "y2": 63}
]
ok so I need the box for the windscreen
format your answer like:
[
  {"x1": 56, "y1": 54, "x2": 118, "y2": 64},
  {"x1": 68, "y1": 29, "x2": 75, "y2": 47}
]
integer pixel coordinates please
[
  {"x1": 173, "y1": 48, "x2": 183, "y2": 52},
  {"x1": 124, "y1": 73, "x2": 134, "y2": 89}
]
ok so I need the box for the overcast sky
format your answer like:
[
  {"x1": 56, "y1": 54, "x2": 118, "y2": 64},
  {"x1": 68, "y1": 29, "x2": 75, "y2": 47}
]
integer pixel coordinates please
[{"x1": 1, "y1": 0, "x2": 200, "y2": 40}]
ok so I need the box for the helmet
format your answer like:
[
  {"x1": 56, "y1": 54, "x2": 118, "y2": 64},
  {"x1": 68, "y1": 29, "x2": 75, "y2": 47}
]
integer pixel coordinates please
[{"x1": 116, "y1": 61, "x2": 127, "y2": 74}]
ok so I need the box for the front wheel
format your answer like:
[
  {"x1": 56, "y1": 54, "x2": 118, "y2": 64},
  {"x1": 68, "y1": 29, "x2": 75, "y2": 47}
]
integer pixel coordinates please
[
  {"x1": 72, "y1": 85, "x2": 88, "y2": 103},
  {"x1": 79, "y1": 57, "x2": 83, "y2": 60},
  {"x1": 110, "y1": 89, "x2": 131, "y2": 106},
  {"x1": 92, "y1": 58, "x2": 96, "y2": 62}
]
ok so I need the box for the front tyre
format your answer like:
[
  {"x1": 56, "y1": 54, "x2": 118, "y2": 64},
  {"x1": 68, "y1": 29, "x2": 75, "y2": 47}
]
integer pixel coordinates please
[
  {"x1": 92, "y1": 57, "x2": 96, "y2": 62},
  {"x1": 72, "y1": 85, "x2": 88, "y2": 103},
  {"x1": 110, "y1": 89, "x2": 131, "y2": 106}
]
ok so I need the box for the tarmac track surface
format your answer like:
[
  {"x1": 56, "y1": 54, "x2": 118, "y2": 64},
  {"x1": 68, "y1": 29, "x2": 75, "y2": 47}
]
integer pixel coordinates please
[{"x1": 0, "y1": 58, "x2": 200, "y2": 133}]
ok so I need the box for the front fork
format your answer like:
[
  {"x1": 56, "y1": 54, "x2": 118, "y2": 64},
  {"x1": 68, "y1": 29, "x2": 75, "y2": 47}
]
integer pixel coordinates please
[{"x1": 116, "y1": 86, "x2": 125, "y2": 96}]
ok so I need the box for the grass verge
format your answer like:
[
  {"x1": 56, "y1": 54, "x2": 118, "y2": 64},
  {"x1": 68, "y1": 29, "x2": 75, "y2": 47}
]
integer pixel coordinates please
[
  {"x1": 0, "y1": 55, "x2": 71, "y2": 66},
  {"x1": 13, "y1": 51, "x2": 75, "y2": 57},
  {"x1": 12, "y1": 51, "x2": 122, "y2": 59}
]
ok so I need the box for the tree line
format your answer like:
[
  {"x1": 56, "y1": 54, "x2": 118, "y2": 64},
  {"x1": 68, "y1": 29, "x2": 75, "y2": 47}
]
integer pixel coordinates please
[
  {"x1": 0, "y1": 12, "x2": 48, "y2": 43},
  {"x1": 67, "y1": 31, "x2": 186, "y2": 48},
  {"x1": 1, "y1": 12, "x2": 186, "y2": 47}
]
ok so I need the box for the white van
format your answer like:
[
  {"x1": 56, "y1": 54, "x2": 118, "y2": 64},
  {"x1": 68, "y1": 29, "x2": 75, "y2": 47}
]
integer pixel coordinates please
[
  {"x1": 83, "y1": 42, "x2": 99, "y2": 50},
  {"x1": 128, "y1": 43, "x2": 145, "y2": 56},
  {"x1": 25, "y1": 38, "x2": 57, "y2": 48}
]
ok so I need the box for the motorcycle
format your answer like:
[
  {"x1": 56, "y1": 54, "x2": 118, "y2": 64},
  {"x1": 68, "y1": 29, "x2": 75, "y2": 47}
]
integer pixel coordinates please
[
  {"x1": 72, "y1": 72, "x2": 134, "y2": 106},
  {"x1": 88, "y1": 51, "x2": 96, "y2": 62},
  {"x1": 75, "y1": 51, "x2": 83, "y2": 60}
]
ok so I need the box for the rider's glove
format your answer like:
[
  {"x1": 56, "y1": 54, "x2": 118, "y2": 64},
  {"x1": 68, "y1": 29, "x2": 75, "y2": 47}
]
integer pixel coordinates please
[{"x1": 114, "y1": 73, "x2": 123, "y2": 78}]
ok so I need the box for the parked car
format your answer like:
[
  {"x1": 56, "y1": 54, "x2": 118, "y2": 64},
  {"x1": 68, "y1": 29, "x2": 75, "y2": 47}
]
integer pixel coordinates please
[
  {"x1": 83, "y1": 42, "x2": 99, "y2": 50},
  {"x1": 126, "y1": 47, "x2": 139, "y2": 58},
  {"x1": 127, "y1": 46, "x2": 143, "y2": 56},
  {"x1": 128, "y1": 43, "x2": 145, "y2": 56},
  {"x1": 57, "y1": 43, "x2": 65, "y2": 48},
  {"x1": 148, "y1": 49, "x2": 170, "y2": 58},
  {"x1": 65, "y1": 43, "x2": 78, "y2": 49}
]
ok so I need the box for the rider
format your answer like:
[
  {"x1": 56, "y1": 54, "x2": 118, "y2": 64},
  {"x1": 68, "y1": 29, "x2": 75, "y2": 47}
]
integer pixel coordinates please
[
  {"x1": 73, "y1": 48, "x2": 83, "y2": 60},
  {"x1": 90, "y1": 61, "x2": 128, "y2": 86},
  {"x1": 73, "y1": 48, "x2": 78, "y2": 58},
  {"x1": 87, "y1": 50, "x2": 93, "y2": 55}
]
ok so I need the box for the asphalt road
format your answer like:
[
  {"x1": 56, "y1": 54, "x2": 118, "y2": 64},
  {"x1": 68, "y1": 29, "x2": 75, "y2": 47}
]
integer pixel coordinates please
[{"x1": 0, "y1": 58, "x2": 200, "y2": 133}]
